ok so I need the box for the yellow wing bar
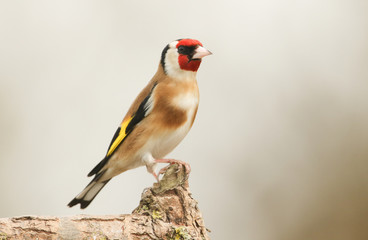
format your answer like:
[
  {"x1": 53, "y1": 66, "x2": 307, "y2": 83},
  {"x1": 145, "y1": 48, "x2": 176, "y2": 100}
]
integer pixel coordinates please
[{"x1": 106, "y1": 116, "x2": 133, "y2": 156}]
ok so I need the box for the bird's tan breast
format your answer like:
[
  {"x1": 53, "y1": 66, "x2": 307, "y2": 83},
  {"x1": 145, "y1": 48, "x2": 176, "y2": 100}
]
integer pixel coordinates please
[
  {"x1": 144, "y1": 78, "x2": 199, "y2": 158},
  {"x1": 112, "y1": 76, "x2": 199, "y2": 165},
  {"x1": 152, "y1": 79, "x2": 199, "y2": 129}
]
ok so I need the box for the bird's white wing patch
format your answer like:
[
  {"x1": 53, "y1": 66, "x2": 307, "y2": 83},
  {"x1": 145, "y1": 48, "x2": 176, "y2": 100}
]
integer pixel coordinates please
[{"x1": 144, "y1": 92, "x2": 155, "y2": 116}]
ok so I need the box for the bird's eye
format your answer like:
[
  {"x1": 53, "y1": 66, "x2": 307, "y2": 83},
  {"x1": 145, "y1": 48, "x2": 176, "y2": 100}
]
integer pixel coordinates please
[{"x1": 178, "y1": 46, "x2": 187, "y2": 54}]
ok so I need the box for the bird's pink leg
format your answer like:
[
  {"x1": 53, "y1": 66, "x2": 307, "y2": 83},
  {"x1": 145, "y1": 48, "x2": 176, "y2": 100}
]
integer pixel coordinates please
[
  {"x1": 151, "y1": 171, "x2": 160, "y2": 182},
  {"x1": 146, "y1": 163, "x2": 160, "y2": 182},
  {"x1": 155, "y1": 159, "x2": 191, "y2": 176}
]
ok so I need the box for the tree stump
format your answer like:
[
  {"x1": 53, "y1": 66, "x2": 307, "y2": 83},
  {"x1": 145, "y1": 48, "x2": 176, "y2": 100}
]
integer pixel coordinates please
[{"x1": 0, "y1": 164, "x2": 210, "y2": 239}]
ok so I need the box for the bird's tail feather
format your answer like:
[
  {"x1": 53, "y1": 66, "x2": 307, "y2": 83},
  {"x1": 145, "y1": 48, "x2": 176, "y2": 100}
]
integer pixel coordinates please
[{"x1": 68, "y1": 172, "x2": 110, "y2": 209}]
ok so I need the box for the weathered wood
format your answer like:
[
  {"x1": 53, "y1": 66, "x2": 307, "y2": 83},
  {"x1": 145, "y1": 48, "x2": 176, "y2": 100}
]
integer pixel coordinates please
[{"x1": 0, "y1": 164, "x2": 210, "y2": 240}]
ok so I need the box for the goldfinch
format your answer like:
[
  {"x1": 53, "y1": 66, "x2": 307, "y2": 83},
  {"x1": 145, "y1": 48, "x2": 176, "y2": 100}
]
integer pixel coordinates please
[{"x1": 68, "y1": 38, "x2": 212, "y2": 209}]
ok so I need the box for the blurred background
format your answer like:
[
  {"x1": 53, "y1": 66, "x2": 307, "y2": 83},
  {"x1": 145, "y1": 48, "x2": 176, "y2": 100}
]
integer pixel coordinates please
[{"x1": 1, "y1": 0, "x2": 368, "y2": 239}]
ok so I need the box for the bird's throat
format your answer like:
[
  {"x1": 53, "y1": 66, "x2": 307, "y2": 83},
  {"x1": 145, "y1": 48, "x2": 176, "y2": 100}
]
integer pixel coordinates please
[{"x1": 178, "y1": 55, "x2": 201, "y2": 72}]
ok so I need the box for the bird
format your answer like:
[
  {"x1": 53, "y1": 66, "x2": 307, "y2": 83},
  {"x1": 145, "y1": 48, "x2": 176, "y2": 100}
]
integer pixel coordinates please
[{"x1": 67, "y1": 38, "x2": 212, "y2": 209}]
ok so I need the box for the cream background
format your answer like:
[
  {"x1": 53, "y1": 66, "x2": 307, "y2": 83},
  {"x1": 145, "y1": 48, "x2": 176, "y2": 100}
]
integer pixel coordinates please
[{"x1": 1, "y1": 1, "x2": 368, "y2": 239}]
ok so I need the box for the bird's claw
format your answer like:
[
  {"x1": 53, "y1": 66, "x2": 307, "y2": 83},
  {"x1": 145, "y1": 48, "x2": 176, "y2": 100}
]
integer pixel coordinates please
[
  {"x1": 153, "y1": 159, "x2": 191, "y2": 182},
  {"x1": 158, "y1": 165, "x2": 170, "y2": 176}
]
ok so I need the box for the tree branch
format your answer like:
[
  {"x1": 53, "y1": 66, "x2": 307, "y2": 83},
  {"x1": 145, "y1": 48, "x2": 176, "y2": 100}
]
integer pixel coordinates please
[{"x1": 0, "y1": 164, "x2": 210, "y2": 240}]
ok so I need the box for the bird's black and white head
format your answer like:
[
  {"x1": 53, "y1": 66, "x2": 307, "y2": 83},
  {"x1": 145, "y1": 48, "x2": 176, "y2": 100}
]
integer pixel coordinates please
[{"x1": 160, "y1": 39, "x2": 212, "y2": 79}]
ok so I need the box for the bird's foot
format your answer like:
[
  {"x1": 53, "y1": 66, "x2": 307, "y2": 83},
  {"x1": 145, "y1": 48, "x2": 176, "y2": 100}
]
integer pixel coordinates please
[
  {"x1": 158, "y1": 165, "x2": 170, "y2": 176},
  {"x1": 155, "y1": 159, "x2": 191, "y2": 178}
]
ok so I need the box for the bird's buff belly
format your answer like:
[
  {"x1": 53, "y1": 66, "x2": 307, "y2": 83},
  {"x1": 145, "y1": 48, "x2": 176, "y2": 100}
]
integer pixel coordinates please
[{"x1": 143, "y1": 123, "x2": 191, "y2": 160}]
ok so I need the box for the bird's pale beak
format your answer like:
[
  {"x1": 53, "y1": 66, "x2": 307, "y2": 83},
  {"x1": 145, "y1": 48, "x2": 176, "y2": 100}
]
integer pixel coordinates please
[{"x1": 192, "y1": 46, "x2": 212, "y2": 59}]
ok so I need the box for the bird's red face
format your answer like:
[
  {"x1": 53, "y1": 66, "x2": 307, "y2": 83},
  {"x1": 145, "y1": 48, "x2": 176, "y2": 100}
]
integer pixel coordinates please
[
  {"x1": 176, "y1": 39, "x2": 206, "y2": 72},
  {"x1": 161, "y1": 38, "x2": 212, "y2": 77}
]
